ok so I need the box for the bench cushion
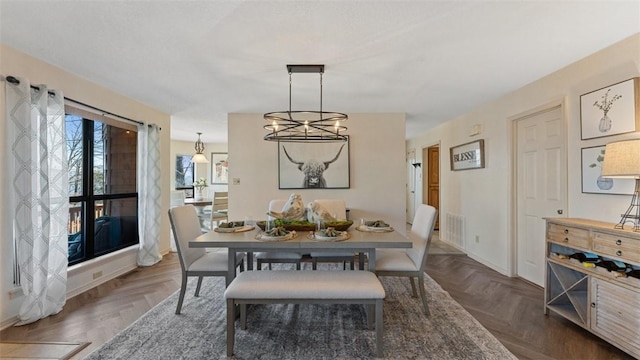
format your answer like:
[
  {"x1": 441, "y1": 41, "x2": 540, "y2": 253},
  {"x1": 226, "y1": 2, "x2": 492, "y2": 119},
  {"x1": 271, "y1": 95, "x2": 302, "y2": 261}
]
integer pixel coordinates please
[{"x1": 225, "y1": 270, "x2": 385, "y2": 300}]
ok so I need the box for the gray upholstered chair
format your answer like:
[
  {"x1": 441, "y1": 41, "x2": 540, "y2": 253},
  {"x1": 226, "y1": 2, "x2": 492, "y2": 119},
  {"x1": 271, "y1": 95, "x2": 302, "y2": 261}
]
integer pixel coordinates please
[
  {"x1": 375, "y1": 204, "x2": 437, "y2": 315},
  {"x1": 309, "y1": 199, "x2": 355, "y2": 270},
  {"x1": 255, "y1": 199, "x2": 303, "y2": 270},
  {"x1": 169, "y1": 205, "x2": 244, "y2": 314}
]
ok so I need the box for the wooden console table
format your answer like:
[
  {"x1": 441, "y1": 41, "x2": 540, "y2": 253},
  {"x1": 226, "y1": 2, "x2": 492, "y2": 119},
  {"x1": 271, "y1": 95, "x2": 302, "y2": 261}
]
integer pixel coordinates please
[{"x1": 544, "y1": 218, "x2": 640, "y2": 358}]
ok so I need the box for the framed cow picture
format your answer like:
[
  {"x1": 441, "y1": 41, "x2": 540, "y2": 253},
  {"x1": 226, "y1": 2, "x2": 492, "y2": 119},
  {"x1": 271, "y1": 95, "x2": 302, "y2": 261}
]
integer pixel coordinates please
[{"x1": 278, "y1": 137, "x2": 350, "y2": 189}]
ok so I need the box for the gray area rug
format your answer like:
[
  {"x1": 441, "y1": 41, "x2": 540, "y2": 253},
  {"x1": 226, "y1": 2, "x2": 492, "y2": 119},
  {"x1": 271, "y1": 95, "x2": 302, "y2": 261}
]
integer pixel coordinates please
[{"x1": 85, "y1": 265, "x2": 516, "y2": 359}]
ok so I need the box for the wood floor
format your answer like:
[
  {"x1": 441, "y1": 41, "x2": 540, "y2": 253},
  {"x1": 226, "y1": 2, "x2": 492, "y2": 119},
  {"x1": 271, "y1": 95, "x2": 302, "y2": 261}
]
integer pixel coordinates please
[{"x1": 0, "y1": 253, "x2": 634, "y2": 359}]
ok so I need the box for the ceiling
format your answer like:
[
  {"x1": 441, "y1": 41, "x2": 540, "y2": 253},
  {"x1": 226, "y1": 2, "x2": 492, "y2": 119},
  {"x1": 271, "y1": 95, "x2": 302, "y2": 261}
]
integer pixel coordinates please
[{"x1": 1, "y1": 1, "x2": 639, "y2": 143}]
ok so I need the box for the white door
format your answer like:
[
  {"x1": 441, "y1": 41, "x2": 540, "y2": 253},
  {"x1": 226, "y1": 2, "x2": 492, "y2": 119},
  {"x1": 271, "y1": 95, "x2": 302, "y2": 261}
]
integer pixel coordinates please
[
  {"x1": 407, "y1": 148, "x2": 416, "y2": 223},
  {"x1": 516, "y1": 105, "x2": 566, "y2": 286}
]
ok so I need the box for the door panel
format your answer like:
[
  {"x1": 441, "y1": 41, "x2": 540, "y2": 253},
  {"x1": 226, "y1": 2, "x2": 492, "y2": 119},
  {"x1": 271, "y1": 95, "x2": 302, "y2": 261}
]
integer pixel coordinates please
[
  {"x1": 426, "y1": 146, "x2": 440, "y2": 230},
  {"x1": 516, "y1": 105, "x2": 566, "y2": 286}
]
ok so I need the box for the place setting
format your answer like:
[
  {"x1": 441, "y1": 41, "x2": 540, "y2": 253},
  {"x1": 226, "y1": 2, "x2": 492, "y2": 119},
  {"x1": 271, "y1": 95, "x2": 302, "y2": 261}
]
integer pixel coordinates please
[
  {"x1": 356, "y1": 219, "x2": 394, "y2": 233},
  {"x1": 255, "y1": 221, "x2": 298, "y2": 242},
  {"x1": 308, "y1": 226, "x2": 351, "y2": 242},
  {"x1": 213, "y1": 221, "x2": 255, "y2": 233}
]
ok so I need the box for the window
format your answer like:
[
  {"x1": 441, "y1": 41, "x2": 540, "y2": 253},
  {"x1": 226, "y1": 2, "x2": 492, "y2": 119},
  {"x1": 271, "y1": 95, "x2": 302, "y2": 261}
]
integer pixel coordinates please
[
  {"x1": 66, "y1": 107, "x2": 139, "y2": 265},
  {"x1": 175, "y1": 154, "x2": 195, "y2": 198}
]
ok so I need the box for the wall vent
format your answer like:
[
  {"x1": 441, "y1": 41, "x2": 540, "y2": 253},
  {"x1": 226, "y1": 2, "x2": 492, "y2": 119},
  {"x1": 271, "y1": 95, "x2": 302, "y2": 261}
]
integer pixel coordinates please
[{"x1": 445, "y1": 212, "x2": 465, "y2": 248}]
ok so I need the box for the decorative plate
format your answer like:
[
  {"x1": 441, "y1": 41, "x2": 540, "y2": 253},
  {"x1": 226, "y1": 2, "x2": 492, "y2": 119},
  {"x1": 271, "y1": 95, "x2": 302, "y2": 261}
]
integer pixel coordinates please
[
  {"x1": 255, "y1": 230, "x2": 298, "y2": 242},
  {"x1": 214, "y1": 225, "x2": 255, "y2": 233},
  {"x1": 356, "y1": 225, "x2": 394, "y2": 233},
  {"x1": 309, "y1": 231, "x2": 351, "y2": 242}
]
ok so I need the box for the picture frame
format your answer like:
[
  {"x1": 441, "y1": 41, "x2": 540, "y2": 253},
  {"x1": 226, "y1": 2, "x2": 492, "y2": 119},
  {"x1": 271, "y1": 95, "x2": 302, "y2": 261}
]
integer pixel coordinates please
[
  {"x1": 278, "y1": 137, "x2": 350, "y2": 189},
  {"x1": 175, "y1": 154, "x2": 194, "y2": 188},
  {"x1": 581, "y1": 145, "x2": 635, "y2": 195},
  {"x1": 580, "y1": 77, "x2": 640, "y2": 140},
  {"x1": 210, "y1": 152, "x2": 229, "y2": 185},
  {"x1": 450, "y1": 139, "x2": 485, "y2": 171}
]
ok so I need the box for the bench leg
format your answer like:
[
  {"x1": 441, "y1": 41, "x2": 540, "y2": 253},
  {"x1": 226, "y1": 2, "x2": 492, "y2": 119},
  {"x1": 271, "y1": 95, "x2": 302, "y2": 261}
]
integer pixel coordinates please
[
  {"x1": 226, "y1": 299, "x2": 235, "y2": 357},
  {"x1": 375, "y1": 299, "x2": 384, "y2": 357}
]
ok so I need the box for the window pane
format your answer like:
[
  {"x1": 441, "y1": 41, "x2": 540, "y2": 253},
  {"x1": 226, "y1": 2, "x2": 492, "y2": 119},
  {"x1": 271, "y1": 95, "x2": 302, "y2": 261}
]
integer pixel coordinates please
[
  {"x1": 68, "y1": 201, "x2": 85, "y2": 263},
  {"x1": 66, "y1": 115, "x2": 83, "y2": 197},
  {"x1": 175, "y1": 155, "x2": 195, "y2": 188},
  {"x1": 94, "y1": 122, "x2": 137, "y2": 194},
  {"x1": 95, "y1": 198, "x2": 138, "y2": 255}
]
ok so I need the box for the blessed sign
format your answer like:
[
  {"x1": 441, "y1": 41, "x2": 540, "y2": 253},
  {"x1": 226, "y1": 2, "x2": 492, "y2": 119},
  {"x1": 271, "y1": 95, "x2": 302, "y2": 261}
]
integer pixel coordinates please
[{"x1": 450, "y1": 139, "x2": 485, "y2": 171}]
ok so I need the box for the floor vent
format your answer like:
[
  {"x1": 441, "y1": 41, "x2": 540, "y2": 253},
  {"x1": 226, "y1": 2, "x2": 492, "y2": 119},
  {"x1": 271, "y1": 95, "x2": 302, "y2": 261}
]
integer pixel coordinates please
[{"x1": 445, "y1": 213, "x2": 465, "y2": 248}]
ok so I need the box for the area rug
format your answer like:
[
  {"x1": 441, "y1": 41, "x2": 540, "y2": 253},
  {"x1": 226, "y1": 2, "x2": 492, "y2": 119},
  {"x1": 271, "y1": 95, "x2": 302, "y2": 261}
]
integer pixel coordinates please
[
  {"x1": 85, "y1": 266, "x2": 516, "y2": 359},
  {"x1": 0, "y1": 341, "x2": 90, "y2": 359}
]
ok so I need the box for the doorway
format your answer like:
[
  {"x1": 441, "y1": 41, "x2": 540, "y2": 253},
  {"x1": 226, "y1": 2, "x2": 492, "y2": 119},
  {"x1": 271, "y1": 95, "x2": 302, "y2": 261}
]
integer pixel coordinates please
[
  {"x1": 423, "y1": 145, "x2": 440, "y2": 230},
  {"x1": 514, "y1": 104, "x2": 567, "y2": 286}
]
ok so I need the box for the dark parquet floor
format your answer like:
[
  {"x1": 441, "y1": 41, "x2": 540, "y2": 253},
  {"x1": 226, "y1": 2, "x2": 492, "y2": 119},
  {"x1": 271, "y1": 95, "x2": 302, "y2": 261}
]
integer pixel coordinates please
[{"x1": 0, "y1": 252, "x2": 635, "y2": 359}]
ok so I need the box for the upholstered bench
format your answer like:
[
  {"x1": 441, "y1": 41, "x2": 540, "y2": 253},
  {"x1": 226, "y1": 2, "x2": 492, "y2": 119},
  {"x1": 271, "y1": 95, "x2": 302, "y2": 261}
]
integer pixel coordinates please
[{"x1": 224, "y1": 270, "x2": 385, "y2": 357}]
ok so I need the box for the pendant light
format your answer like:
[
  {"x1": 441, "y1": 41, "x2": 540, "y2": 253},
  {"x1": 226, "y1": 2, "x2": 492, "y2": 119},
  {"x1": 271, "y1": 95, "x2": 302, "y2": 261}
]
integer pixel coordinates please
[
  {"x1": 264, "y1": 64, "x2": 347, "y2": 143},
  {"x1": 191, "y1": 132, "x2": 209, "y2": 163}
]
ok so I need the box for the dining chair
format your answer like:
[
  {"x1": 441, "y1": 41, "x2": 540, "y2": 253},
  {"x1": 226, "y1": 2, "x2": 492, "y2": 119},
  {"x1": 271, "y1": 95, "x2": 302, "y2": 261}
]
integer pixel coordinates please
[
  {"x1": 375, "y1": 204, "x2": 437, "y2": 315},
  {"x1": 255, "y1": 199, "x2": 303, "y2": 270},
  {"x1": 309, "y1": 199, "x2": 355, "y2": 270},
  {"x1": 169, "y1": 190, "x2": 186, "y2": 252},
  {"x1": 169, "y1": 205, "x2": 244, "y2": 314},
  {"x1": 209, "y1": 191, "x2": 229, "y2": 229}
]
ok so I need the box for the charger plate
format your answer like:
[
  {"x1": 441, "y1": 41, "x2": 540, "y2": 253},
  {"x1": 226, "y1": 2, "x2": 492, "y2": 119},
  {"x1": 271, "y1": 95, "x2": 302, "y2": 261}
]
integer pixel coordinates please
[
  {"x1": 356, "y1": 225, "x2": 394, "y2": 233},
  {"x1": 255, "y1": 230, "x2": 297, "y2": 242},
  {"x1": 214, "y1": 225, "x2": 255, "y2": 233},
  {"x1": 308, "y1": 231, "x2": 351, "y2": 242}
]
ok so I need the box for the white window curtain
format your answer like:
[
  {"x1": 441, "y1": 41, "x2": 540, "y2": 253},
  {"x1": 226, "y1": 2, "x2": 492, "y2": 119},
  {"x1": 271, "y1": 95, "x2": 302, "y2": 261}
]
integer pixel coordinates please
[
  {"x1": 5, "y1": 77, "x2": 69, "y2": 325},
  {"x1": 137, "y1": 124, "x2": 162, "y2": 266}
]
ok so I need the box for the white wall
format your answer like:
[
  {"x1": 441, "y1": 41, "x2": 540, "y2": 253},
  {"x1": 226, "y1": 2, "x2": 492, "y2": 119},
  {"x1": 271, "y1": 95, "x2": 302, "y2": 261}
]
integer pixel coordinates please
[
  {"x1": 0, "y1": 45, "x2": 172, "y2": 327},
  {"x1": 407, "y1": 33, "x2": 640, "y2": 275},
  {"x1": 228, "y1": 113, "x2": 407, "y2": 235}
]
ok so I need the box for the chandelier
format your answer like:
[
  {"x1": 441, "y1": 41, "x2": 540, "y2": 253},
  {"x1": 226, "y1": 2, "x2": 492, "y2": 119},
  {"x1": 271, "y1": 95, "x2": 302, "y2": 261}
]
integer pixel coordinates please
[
  {"x1": 264, "y1": 64, "x2": 348, "y2": 142},
  {"x1": 191, "y1": 132, "x2": 209, "y2": 163}
]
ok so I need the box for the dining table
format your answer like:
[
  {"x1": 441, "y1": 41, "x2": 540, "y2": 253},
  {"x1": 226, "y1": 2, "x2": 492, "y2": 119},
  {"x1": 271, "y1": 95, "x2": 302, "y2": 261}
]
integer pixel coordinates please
[{"x1": 190, "y1": 226, "x2": 412, "y2": 286}]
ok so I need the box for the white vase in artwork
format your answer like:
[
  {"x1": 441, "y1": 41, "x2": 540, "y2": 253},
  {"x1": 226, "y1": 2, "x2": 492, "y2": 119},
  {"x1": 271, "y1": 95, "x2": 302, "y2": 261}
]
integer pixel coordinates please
[{"x1": 598, "y1": 113, "x2": 612, "y2": 133}]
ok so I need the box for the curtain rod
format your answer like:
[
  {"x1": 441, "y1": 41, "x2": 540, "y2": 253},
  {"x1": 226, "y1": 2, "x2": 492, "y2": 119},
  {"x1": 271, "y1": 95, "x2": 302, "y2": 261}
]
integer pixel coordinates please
[{"x1": 3, "y1": 75, "x2": 159, "y2": 129}]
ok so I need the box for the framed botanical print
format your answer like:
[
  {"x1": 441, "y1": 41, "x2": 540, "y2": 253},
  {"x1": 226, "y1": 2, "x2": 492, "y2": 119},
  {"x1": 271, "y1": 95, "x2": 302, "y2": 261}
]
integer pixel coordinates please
[
  {"x1": 580, "y1": 78, "x2": 639, "y2": 140},
  {"x1": 278, "y1": 137, "x2": 350, "y2": 189},
  {"x1": 581, "y1": 145, "x2": 635, "y2": 195}
]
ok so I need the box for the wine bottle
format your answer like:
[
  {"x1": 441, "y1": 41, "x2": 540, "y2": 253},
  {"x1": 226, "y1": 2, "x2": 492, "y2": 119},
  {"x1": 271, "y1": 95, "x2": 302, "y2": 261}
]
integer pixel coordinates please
[
  {"x1": 596, "y1": 260, "x2": 627, "y2": 272},
  {"x1": 569, "y1": 252, "x2": 599, "y2": 263}
]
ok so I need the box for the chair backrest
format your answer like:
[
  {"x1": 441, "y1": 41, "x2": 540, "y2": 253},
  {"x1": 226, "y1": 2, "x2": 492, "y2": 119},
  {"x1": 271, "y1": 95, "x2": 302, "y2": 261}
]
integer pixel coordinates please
[
  {"x1": 406, "y1": 204, "x2": 438, "y2": 271},
  {"x1": 212, "y1": 191, "x2": 229, "y2": 212},
  {"x1": 170, "y1": 190, "x2": 185, "y2": 207},
  {"x1": 168, "y1": 205, "x2": 207, "y2": 271},
  {"x1": 313, "y1": 199, "x2": 347, "y2": 220}
]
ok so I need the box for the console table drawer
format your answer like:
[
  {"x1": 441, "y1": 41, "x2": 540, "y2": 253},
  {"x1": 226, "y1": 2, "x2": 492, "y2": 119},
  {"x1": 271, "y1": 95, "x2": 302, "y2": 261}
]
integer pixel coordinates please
[
  {"x1": 547, "y1": 223, "x2": 590, "y2": 249},
  {"x1": 592, "y1": 232, "x2": 640, "y2": 263}
]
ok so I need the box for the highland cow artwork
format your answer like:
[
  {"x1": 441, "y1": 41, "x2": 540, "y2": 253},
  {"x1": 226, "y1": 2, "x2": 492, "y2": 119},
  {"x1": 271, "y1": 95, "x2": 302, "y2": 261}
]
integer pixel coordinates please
[{"x1": 278, "y1": 137, "x2": 350, "y2": 189}]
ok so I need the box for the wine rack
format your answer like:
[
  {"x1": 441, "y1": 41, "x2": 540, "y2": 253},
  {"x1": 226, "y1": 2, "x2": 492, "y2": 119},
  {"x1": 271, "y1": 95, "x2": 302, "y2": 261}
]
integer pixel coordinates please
[{"x1": 544, "y1": 218, "x2": 640, "y2": 358}]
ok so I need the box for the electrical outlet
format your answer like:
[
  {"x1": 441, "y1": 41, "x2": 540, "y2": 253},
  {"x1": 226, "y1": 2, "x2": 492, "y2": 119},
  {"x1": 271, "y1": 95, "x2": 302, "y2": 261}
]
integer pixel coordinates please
[
  {"x1": 232, "y1": 178, "x2": 240, "y2": 185},
  {"x1": 475, "y1": 235, "x2": 480, "y2": 243},
  {"x1": 93, "y1": 271, "x2": 103, "y2": 279}
]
